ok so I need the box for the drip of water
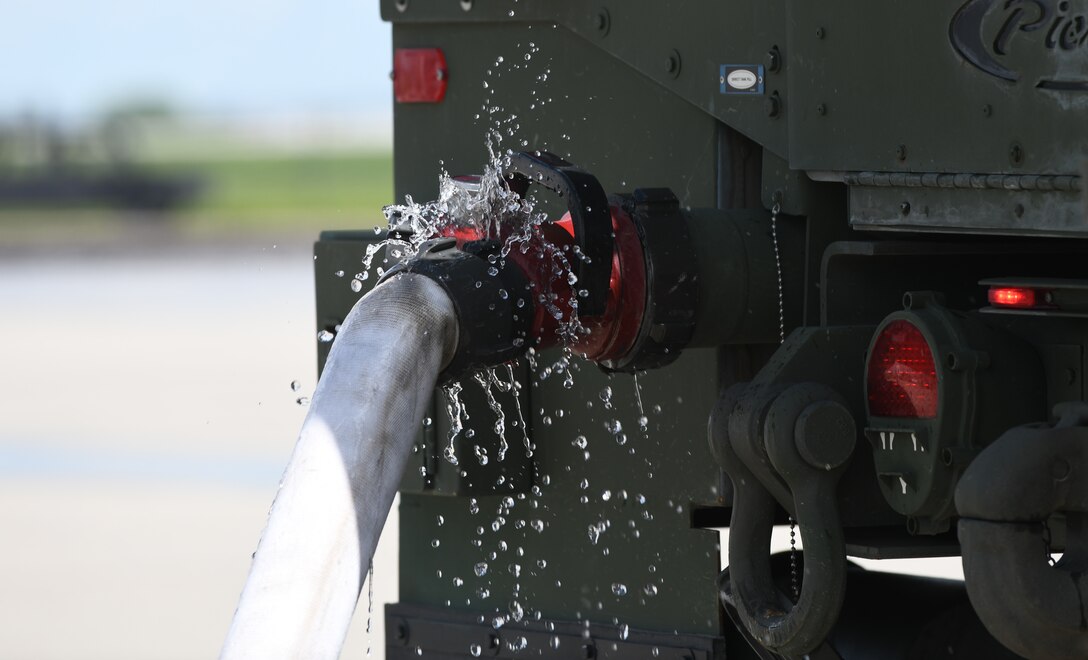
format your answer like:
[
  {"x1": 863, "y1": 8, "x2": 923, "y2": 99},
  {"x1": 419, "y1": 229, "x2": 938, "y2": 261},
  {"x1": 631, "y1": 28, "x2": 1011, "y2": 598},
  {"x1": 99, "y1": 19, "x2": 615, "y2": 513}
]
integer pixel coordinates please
[
  {"x1": 633, "y1": 374, "x2": 648, "y2": 431},
  {"x1": 501, "y1": 364, "x2": 533, "y2": 458},
  {"x1": 442, "y1": 382, "x2": 466, "y2": 465},
  {"x1": 365, "y1": 561, "x2": 374, "y2": 657},
  {"x1": 474, "y1": 371, "x2": 509, "y2": 461}
]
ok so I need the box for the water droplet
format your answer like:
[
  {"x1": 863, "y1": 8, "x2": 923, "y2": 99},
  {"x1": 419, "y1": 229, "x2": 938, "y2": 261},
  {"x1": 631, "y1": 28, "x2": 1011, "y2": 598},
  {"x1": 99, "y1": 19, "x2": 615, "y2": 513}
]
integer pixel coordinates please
[
  {"x1": 579, "y1": 478, "x2": 589, "y2": 490},
  {"x1": 453, "y1": 577, "x2": 464, "y2": 587},
  {"x1": 415, "y1": 646, "x2": 422, "y2": 656},
  {"x1": 537, "y1": 558, "x2": 548, "y2": 569},
  {"x1": 531, "y1": 519, "x2": 544, "y2": 532},
  {"x1": 334, "y1": 270, "x2": 345, "y2": 278},
  {"x1": 606, "y1": 419, "x2": 623, "y2": 434},
  {"x1": 549, "y1": 636, "x2": 560, "y2": 650},
  {"x1": 509, "y1": 600, "x2": 525, "y2": 621},
  {"x1": 619, "y1": 623, "x2": 629, "y2": 640},
  {"x1": 492, "y1": 615, "x2": 506, "y2": 629},
  {"x1": 436, "y1": 515, "x2": 444, "y2": 526},
  {"x1": 601, "y1": 490, "x2": 612, "y2": 501},
  {"x1": 612, "y1": 583, "x2": 627, "y2": 596},
  {"x1": 474, "y1": 562, "x2": 488, "y2": 577},
  {"x1": 422, "y1": 417, "x2": 433, "y2": 427},
  {"x1": 317, "y1": 330, "x2": 335, "y2": 343},
  {"x1": 290, "y1": 380, "x2": 301, "y2": 392},
  {"x1": 470, "y1": 643, "x2": 482, "y2": 657},
  {"x1": 431, "y1": 539, "x2": 440, "y2": 548},
  {"x1": 574, "y1": 435, "x2": 588, "y2": 449},
  {"x1": 643, "y1": 584, "x2": 659, "y2": 596},
  {"x1": 295, "y1": 396, "x2": 310, "y2": 406},
  {"x1": 587, "y1": 523, "x2": 602, "y2": 544},
  {"x1": 350, "y1": 279, "x2": 363, "y2": 293}
]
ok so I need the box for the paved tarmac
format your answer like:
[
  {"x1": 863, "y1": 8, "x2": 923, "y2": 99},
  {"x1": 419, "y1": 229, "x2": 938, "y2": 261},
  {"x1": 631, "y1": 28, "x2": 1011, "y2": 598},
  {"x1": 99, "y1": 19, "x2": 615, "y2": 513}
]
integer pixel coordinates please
[{"x1": 0, "y1": 235, "x2": 396, "y2": 659}]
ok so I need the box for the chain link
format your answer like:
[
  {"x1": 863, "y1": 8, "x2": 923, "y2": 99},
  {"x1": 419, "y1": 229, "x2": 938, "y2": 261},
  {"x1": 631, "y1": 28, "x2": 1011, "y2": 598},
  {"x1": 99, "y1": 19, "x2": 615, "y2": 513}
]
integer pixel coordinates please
[
  {"x1": 770, "y1": 200, "x2": 799, "y2": 600},
  {"x1": 770, "y1": 202, "x2": 785, "y2": 344}
]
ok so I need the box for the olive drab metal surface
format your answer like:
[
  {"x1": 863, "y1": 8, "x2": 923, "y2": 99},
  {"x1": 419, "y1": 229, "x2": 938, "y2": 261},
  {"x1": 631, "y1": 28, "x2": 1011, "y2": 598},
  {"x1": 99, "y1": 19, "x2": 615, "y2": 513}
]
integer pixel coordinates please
[{"x1": 311, "y1": 1, "x2": 1088, "y2": 657}]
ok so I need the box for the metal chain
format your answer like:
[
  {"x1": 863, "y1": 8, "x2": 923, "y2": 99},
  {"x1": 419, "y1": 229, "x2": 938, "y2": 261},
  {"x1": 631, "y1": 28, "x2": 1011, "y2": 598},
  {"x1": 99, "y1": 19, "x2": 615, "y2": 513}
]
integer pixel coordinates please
[
  {"x1": 770, "y1": 202, "x2": 785, "y2": 344},
  {"x1": 771, "y1": 200, "x2": 799, "y2": 600}
]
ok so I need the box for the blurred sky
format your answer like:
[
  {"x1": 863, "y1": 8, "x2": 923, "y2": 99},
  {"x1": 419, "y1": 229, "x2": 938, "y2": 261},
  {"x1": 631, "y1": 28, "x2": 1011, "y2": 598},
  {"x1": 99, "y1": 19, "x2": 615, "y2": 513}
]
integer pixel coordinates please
[{"x1": 0, "y1": 0, "x2": 391, "y2": 122}]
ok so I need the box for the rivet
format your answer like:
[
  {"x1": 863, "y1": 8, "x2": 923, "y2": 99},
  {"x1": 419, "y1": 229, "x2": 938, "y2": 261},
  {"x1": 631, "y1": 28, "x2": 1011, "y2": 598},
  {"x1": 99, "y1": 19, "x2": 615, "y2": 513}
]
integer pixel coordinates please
[
  {"x1": 982, "y1": 104, "x2": 993, "y2": 117},
  {"x1": 594, "y1": 8, "x2": 610, "y2": 36},
  {"x1": 1009, "y1": 142, "x2": 1024, "y2": 166},
  {"x1": 765, "y1": 91, "x2": 781, "y2": 118},
  {"x1": 895, "y1": 144, "x2": 907, "y2": 161},
  {"x1": 666, "y1": 49, "x2": 682, "y2": 78},
  {"x1": 816, "y1": 103, "x2": 827, "y2": 116},
  {"x1": 1052, "y1": 458, "x2": 1071, "y2": 481},
  {"x1": 767, "y1": 46, "x2": 782, "y2": 73},
  {"x1": 900, "y1": 201, "x2": 911, "y2": 215},
  {"x1": 815, "y1": 26, "x2": 826, "y2": 39}
]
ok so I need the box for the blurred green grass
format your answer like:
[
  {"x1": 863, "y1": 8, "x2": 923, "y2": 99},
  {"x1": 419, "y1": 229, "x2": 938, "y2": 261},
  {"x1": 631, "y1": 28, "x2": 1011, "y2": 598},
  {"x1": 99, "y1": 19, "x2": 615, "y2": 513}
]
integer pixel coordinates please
[
  {"x1": 154, "y1": 151, "x2": 393, "y2": 230},
  {"x1": 0, "y1": 151, "x2": 395, "y2": 244}
]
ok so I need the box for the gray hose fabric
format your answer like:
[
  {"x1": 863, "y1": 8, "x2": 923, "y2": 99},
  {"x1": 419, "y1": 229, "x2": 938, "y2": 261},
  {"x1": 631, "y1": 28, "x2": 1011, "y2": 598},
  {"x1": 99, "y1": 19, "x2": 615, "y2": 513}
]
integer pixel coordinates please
[{"x1": 221, "y1": 273, "x2": 458, "y2": 660}]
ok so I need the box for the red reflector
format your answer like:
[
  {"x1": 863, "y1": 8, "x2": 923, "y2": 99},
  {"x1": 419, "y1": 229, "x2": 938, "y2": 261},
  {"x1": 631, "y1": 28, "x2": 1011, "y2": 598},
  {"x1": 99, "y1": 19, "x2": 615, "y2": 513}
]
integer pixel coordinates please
[
  {"x1": 867, "y1": 320, "x2": 939, "y2": 418},
  {"x1": 988, "y1": 286, "x2": 1036, "y2": 308},
  {"x1": 394, "y1": 48, "x2": 448, "y2": 103}
]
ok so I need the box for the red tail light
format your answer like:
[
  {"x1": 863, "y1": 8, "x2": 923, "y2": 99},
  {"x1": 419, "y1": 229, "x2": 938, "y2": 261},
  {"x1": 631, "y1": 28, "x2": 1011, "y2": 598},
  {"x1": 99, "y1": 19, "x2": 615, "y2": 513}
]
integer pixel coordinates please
[
  {"x1": 988, "y1": 286, "x2": 1036, "y2": 308},
  {"x1": 867, "y1": 320, "x2": 939, "y2": 418}
]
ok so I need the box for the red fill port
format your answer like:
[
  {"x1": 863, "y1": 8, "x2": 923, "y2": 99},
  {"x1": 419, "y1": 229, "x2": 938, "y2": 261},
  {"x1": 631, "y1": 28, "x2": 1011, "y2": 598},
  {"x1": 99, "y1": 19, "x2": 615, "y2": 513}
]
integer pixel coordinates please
[{"x1": 867, "y1": 319, "x2": 939, "y2": 418}]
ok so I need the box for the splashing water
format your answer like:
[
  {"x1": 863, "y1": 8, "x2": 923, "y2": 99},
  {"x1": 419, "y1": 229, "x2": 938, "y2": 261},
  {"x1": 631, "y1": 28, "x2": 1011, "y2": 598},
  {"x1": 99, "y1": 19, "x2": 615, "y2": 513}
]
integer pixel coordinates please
[
  {"x1": 441, "y1": 382, "x2": 466, "y2": 465},
  {"x1": 504, "y1": 363, "x2": 532, "y2": 456},
  {"x1": 474, "y1": 371, "x2": 509, "y2": 462}
]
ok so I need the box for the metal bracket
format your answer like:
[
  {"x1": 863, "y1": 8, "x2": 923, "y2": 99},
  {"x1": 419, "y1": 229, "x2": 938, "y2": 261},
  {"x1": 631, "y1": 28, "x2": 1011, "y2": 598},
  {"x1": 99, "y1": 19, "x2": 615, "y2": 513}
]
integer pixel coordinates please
[{"x1": 956, "y1": 402, "x2": 1088, "y2": 660}]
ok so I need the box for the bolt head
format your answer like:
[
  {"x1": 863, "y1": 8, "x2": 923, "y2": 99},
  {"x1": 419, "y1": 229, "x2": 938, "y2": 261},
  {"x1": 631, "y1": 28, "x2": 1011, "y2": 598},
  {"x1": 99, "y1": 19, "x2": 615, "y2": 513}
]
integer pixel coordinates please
[
  {"x1": 767, "y1": 47, "x2": 782, "y2": 72},
  {"x1": 765, "y1": 95, "x2": 781, "y2": 118}
]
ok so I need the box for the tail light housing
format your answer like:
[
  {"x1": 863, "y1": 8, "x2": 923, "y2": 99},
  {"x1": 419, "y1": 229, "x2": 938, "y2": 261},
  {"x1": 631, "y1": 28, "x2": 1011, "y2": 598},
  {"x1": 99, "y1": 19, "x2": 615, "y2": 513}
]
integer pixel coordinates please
[{"x1": 863, "y1": 293, "x2": 1045, "y2": 534}]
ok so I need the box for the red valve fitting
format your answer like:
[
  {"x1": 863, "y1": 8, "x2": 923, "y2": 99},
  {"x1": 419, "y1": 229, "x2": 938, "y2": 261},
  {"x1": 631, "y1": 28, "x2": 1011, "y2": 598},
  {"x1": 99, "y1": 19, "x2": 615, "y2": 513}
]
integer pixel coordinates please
[{"x1": 434, "y1": 203, "x2": 646, "y2": 361}]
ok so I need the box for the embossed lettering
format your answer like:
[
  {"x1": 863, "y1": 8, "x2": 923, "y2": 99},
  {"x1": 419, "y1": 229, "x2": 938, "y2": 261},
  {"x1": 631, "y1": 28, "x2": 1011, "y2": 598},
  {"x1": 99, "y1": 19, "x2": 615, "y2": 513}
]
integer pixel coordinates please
[
  {"x1": 994, "y1": 0, "x2": 1049, "y2": 55},
  {"x1": 951, "y1": 0, "x2": 1088, "y2": 89}
]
